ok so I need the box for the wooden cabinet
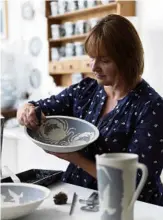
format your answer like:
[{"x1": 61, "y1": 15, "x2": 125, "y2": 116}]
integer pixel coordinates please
[{"x1": 45, "y1": 0, "x2": 136, "y2": 87}]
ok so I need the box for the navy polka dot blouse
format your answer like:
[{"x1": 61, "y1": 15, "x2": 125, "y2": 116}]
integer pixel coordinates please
[{"x1": 29, "y1": 78, "x2": 163, "y2": 206}]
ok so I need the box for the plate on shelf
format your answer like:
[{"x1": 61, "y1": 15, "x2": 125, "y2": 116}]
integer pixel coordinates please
[
  {"x1": 29, "y1": 68, "x2": 42, "y2": 89},
  {"x1": 28, "y1": 37, "x2": 42, "y2": 56},
  {"x1": 21, "y1": 1, "x2": 35, "y2": 20}
]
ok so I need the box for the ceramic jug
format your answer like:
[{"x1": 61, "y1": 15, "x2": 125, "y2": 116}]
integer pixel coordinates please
[{"x1": 96, "y1": 153, "x2": 148, "y2": 220}]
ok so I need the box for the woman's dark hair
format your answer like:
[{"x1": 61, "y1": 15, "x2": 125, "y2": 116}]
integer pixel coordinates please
[{"x1": 84, "y1": 14, "x2": 144, "y2": 87}]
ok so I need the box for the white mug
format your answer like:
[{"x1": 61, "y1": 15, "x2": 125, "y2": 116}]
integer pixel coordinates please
[
  {"x1": 51, "y1": 24, "x2": 60, "y2": 39},
  {"x1": 64, "y1": 22, "x2": 74, "y2": 37},
  {"x1": 96, "y1": 153, "x2": 148, "y2": 220},
  {"x1": 50, "y1": 1, "x2": 58, "y2": 16}
]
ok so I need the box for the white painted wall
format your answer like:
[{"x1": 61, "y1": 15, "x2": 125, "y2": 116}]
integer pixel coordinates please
[
  {"x1": 137, "y1": 0, "x2": 163, "y2": 96},
  {"x1": 1, "y1": 0, "x2": 21, "y2": 42},
  {"x1": 1, "y1": 0, "x2": 68, "y2": 175},
  {"x1": 1, "y1": 0, "x2": 50, "y2": 100}
]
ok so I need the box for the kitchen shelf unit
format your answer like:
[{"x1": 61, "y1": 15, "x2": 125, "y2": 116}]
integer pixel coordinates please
[{"x1": 45, "y1": 0, "x2": 136, "y2": 87}]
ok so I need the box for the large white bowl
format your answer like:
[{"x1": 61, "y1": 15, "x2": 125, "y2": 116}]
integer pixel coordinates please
[
  {"x1": 0, "y1": 183, "x2": 50, "y2": 220},
  {"x1": 25, "y1": 115, "x2": 99, "y2": 153}
]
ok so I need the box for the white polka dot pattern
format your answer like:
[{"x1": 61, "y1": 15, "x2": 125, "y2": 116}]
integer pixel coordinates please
[{"x1": 28, "y1": 77, "x2": 163, "y2": 206}]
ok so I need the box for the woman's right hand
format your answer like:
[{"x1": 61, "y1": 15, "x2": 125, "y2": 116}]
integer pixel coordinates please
[{"x1": 17, "y1": 103, "x2": 46, "y2": 129}]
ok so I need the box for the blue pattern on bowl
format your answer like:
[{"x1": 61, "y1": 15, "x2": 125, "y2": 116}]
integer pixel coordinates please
[
  {"x1": 1, "y1": 183, "x2": 50, "y2": 220},
  {"x1": 25, "y1": 116, "x2": 99, "y2": 153}
]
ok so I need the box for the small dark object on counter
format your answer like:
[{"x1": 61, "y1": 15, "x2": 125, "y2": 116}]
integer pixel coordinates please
[
  {"x1": 69, "y1": 192, "x2": 78, "y2": 215},
  {"x1": 53, "y1": 192, "x2": 68, "y2": 205}
]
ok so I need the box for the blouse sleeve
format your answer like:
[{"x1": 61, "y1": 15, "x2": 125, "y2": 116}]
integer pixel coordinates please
[
  {"x1": 128, "y1": 101, "x2": 163, "y2": 202},
  {"x1": 28, "y1": 84, "x2": 76, "y2": 116},
  {"x1": 28, "y1": 77, "x2": 96, "y2": 116}
]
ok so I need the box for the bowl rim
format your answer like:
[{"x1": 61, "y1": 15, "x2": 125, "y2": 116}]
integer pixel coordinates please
[
  {"x1": 24, "y1": 115, "x2": 100, "y2": 149},
  {"x1": 0, "y1": 182, "x2": 51, "y2": 209}
]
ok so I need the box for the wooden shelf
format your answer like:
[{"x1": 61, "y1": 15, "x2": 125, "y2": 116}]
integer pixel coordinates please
[
  {"x1": 46, "y1": 0, "x2": 136, "y2": 87},
  {"x1": 48, "y1": 2, "x2": 116, "y2": 21},
  {"x1": 49, "y1": 56, "x2": 91, "y2": 74},
  {"x1": 47, "y1": 1, "x2": 135, "y2": 23},
  {"x1": 49, "y1": 34, "x2": 87, "y2": 45}
]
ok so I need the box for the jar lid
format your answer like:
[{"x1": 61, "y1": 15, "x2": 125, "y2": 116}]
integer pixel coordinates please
[
  {"x1": 74, "y1": 42, "x2": 83, "y2": 45},
  {"x1": 65, "y1": 43, "x2": 74, "y2": 46}
]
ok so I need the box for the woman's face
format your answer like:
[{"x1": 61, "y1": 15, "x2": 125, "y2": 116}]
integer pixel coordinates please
[{"x1": 90, "y1": 56, "x2": 120, "y2": 87}]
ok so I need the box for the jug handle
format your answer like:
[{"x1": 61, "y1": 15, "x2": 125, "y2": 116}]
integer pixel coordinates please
[{"x1": 128, "y1": 163, "x2": 148, "y2": 210}]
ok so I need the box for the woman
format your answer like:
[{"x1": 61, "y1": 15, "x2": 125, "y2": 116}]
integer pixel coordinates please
[{"x1": 17, "y1": 14, "x2": 163, "y2": 206}]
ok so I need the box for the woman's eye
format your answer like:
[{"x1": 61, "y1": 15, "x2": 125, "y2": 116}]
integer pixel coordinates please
[
  {"x1": 101, "y1": 59, "x2": 110, "y2": 63},
  {"x1": 100, "y1": 57, "x2": 111, "y2": 63}
]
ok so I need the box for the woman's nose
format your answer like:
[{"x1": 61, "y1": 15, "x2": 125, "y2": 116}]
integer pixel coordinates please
[{"x1": 90, "y1": 59, "x2": 99, "y2": 72}]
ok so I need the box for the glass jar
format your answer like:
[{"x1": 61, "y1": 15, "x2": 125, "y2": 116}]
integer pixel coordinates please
[
  {"x1": 0, "y1": 74, "x2": 17, "y2": 110},
  {"x1": 87, "y1": 0, "x2": 97, "y2": 8},
  {"x1": 78, "y1": 0, "x2": 87, "y2": 9},
  {"x1": 50, "y1": 1, "x2": 58, "y2": 16},
  {"x1": 59, "y1": 46, "x2": 66, "y2": 57},
  {"x1": 64, "y1": 22, "x2": 75, "y2": 37},
  {"x1": 74, "y1": 42, "x2": 84, "y2": 56},
  {"x1": 65, "y1": 43, "x2": 75, "y2": 57},
  {"x1": 51, "y1": 47, "x2": 60, "y2": 60},
  {"x1": 51, "y1": 24, "x2": 60, "y2": 39},
  {"x1": 75, "y1": 20, "x2": 87, "y2": 34},
  {"x1": 68, "y1": 0, "x2": 79, "y2": 11},
  {"x1": 89, "y1": 17, "x2": 99, "y2": 29}
]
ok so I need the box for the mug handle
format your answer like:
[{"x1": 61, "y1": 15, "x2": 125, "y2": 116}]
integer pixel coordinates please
[{"x1": 128, "y1": 163, "x2": 148, "y2": 210}]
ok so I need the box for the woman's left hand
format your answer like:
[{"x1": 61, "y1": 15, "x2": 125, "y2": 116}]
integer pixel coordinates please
[
  {"x1": 45, "y1": 150, "x2": 97, "y2": 178},
  {"x1": 45, "y1": 150, "x2": 82, "y2": 165}
]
